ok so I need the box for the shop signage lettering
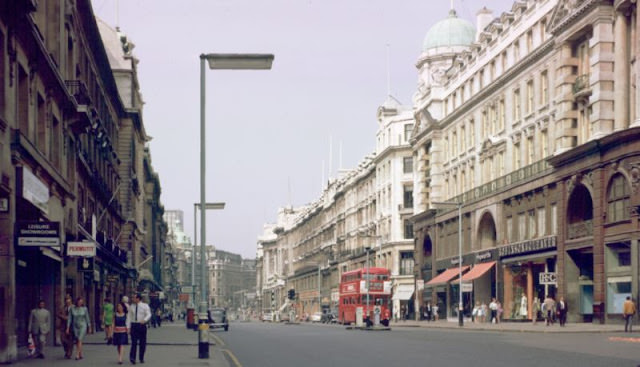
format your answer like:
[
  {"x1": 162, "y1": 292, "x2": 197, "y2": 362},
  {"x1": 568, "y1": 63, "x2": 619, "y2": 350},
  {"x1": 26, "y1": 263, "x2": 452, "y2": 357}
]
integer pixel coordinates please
[
  {"x1": 476, "y1": 251, "x2": 492, "y2": 261},
  {"x1": 16, "y1": 221, "x2": 60, "y2": 247},
  {"x1": 498, "y1": 236, "x2": 557, "y2": 258},
  {"x1": 539, "y1": 272, "x2": 557, "y2": 285},
  {"x1": 451, "y1": 257, "x2": 460, "y2": 265},
  {"x1": 67, "y1": 241, "x2": 96, "y2": 257},
  {"x1": 461, "y1": 282, "x2": 473, "y2": 292}
]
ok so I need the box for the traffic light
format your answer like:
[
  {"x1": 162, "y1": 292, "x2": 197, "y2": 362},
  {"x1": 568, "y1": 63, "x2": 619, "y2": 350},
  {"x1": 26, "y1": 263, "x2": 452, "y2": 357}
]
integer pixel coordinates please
[{"x1": 288, "y1": 289, "x2": 295, "y2": 300}]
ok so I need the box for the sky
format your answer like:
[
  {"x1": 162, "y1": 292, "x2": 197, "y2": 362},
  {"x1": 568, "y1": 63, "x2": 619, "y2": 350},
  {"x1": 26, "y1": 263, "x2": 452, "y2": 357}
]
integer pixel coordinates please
[{"x1": 92, "y1": 0, "x2": 516, "y2": 259}]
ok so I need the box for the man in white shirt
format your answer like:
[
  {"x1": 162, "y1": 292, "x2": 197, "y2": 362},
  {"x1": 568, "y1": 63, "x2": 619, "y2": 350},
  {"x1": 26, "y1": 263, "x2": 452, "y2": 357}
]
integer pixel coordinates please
[{"x1": 127, "y1": 293, "x2": 151, "y2": 364}]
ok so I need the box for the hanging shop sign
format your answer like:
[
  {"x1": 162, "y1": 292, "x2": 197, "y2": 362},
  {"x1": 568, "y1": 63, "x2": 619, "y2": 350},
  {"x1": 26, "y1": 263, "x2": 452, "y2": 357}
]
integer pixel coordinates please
[
  {"x1": 67, "y1": 241, "x2": 96, "y2": 257},
  {"x1": 498, "y1": 236, "x2": 557, "y2": 258},
  {"x1": 20, "y1": 167, "x2": 49, "y2": 214},
  {"x1": 539, "y1": 272, "x2": 557, "y2": 285},
  {"x1": 77, "y1": 257, "x2": 94, "y2": 272},
  {"x1": 461, "y1": 282, "x2": 473, "y2": 292},
  {"x1": 16, "y1": 221, "x2": 60, "y2": 246}
]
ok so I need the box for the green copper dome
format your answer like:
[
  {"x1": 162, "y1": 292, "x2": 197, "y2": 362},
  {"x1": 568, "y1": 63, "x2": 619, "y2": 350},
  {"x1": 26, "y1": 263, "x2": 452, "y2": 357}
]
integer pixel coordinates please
[{"x1": 423, "y1": 9, "x2": 476, "y2": 51}]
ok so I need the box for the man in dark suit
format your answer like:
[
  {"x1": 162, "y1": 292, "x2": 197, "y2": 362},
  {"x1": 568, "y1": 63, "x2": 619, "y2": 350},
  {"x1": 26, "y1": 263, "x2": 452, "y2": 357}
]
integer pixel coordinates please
[
  {"x1": 557, "y1": 297, "x2": 568, "y2": 326},
  {"x1": 127, "y1": 293, "x2": 151, "y2": 364}
]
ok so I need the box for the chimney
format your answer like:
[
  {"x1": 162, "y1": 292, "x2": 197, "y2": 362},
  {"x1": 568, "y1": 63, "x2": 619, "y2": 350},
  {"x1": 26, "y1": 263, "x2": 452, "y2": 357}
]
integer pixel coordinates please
[{"x1": 476, "y1": 7, "x2": 493, "y2": 42}]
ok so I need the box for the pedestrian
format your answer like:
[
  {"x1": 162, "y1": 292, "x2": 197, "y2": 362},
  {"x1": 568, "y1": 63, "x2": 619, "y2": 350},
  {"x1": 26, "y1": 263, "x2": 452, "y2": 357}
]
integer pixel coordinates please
[
  {"x1": 520, "y1": 294, "x2": 528, "y2": 319},
  {"x1": 472, "y1": 302, "x2": 480, "y2": 323},
  {"x1": 28, "y1": 299, "x2": 50, "y2": 359},
  {"x1": 425, "y1": 302, "x2": 432, "y2": 322},
  {"x1": 543, "y1": 295, "x2": 555, "y2": 326},
  {"x1": 56, "y1": 295, "x2": 74, "y2": 359},
  {"x1": 156, "y1": 308, "x2": 162, "y2": 327},
  {"x1": 103, "y1": 297, "x2": 114, "y2": 344},
  {"x1": 121, "y1": 295, "x2": 130, "y2": 313},
  {"x1": 128, "y1": 292, "x2": 151, "y2": 364},
  {"x1": 479, "y1": 301, "x2": 487, "y2": 323},
  {"x1": 557, "y1": 297, "x2": 568, "y2": 326},
  {"x1": 432, "y1": 304, "x2": 439, "y2": 321},
  {"x1": 489, "y1": 298, "x2": 498, "y2": 324},
  {"x1": 623, "y1": 296, "x2": 636, "y2": 332},
  {"x1": 67, "y1": 296, "x2": 91, "y2": 360},
  {"x1": 532, "y1": 297, "x2": 541, "y2": 324},
  {"x1": 496, "y1": 300, "x2": 503, "y2": 324},
  {"x1": 113, "y1": 302, "x2": 129, "y2": 364}
]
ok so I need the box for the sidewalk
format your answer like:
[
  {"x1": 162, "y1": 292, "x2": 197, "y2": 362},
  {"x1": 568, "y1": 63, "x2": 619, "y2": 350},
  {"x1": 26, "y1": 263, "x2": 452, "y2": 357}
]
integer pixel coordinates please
[
  {"x1": 14, "y1": 322, "x2": 231, "y2": 366},
  {"x1": 391, "y1": 319, "x2": 626, "y2": 333}
]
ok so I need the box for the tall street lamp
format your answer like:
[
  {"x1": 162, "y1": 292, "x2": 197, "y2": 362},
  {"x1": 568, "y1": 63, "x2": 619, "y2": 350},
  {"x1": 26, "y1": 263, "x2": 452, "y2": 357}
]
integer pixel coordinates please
[
  {"x1": 198, "y1": 53, "x2": 273, "y2": 359},
  {"x1": 193, "y1": 202, "x2": 225, "y2": 308},
  {"x1": 431, "y1": 201, "x2": 464, "y2": 327}
]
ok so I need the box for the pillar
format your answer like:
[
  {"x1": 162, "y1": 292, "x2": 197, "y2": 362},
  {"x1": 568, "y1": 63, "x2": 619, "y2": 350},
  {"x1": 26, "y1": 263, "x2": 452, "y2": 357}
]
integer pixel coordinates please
[{"x1": 614, "y1": 11, "x2": 630, "y2": 131}]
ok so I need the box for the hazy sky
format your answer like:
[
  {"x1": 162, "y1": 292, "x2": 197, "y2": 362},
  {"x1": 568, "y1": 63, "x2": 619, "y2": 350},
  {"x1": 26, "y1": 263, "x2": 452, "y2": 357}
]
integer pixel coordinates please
[{"x1": 92, "y1": 0, "x2": 515, "y2": 259}]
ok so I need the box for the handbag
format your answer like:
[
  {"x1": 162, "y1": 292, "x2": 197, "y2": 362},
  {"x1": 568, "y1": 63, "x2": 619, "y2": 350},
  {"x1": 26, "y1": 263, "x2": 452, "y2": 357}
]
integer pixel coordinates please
[{"x1": 27, "y1": 334, "x2": 35, "y2": 356}]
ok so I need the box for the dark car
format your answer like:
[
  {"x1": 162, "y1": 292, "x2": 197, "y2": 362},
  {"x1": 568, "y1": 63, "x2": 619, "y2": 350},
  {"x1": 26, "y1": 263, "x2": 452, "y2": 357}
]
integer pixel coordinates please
[{"x1": 207, "y1": 308, "x2": 229, "y2": 331}]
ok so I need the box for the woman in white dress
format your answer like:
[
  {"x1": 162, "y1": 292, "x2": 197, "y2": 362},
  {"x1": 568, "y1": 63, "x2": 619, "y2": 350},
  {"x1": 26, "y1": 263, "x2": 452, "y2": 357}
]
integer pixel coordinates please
[{"x1": 520, "y1": 294, "x2": 528, "y2": 319}]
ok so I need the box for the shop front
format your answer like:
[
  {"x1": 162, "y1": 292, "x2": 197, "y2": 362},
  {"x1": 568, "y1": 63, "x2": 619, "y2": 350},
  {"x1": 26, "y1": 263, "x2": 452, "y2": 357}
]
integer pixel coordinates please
[
  {"x1": 499, "y1": 236, "x2": 557, "y2": 321},
  {"x1": 392, "y1": 283, "x2": 415, "y2": 320},
  {"x1": 425, "y1": 265, "x2": 469, "y2": 320}
]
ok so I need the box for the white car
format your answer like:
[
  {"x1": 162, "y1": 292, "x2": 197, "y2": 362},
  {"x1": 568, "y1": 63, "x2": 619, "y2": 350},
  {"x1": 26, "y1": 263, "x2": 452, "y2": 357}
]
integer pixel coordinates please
[
  {"x1": 310, "y1": 312, "x2": 323, "y2": 322},
  {"x1": 261, "y1": 312, "x2": 273, "y2": 322}
]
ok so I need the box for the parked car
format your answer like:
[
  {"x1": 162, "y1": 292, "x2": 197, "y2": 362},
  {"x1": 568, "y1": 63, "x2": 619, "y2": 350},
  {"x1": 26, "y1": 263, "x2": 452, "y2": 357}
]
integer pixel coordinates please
[
  {"x1": 321, "y1": 312, "x2": 337, "y2": 324},
  {"x1": 261, "y1": 312, "x2": 273, "y2": 322},
  {"x1": 310, "y1": 312, "x2": 323, "y2": 322},
  {"x1": 207, "y1": 308, "x2": 229, "y2": 331}
]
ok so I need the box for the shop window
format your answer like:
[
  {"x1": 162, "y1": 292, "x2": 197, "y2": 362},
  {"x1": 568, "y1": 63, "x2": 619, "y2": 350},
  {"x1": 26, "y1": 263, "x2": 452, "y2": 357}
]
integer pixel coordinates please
[
  {"x1": 607, "y1": 174, "x2": 630, "y2": 223},
  {"x1": 607, "y1": 280, "x2": 631, "y2": 314}
]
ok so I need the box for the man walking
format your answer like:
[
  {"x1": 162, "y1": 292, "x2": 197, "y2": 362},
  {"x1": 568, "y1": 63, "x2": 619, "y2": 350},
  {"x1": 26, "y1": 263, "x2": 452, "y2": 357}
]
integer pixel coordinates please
[
  {"x1": 543, "y1": 295, "x2": 555, "y2": 326},
  {"x1": 127, "y1": 293, "x2": 151, "y2": 364},
  {"x1": 57, "y1": 296, "x2": 74, "y2": 359},
  {"x1": 623, "y1": 296, "x2": 636, "y2": 332},
  {"x1": 28, "y1": 300, "x2": 50, "y2": 359},
  {"x1": 557, "y1": 297, "x2": 568, "y2": 327}
]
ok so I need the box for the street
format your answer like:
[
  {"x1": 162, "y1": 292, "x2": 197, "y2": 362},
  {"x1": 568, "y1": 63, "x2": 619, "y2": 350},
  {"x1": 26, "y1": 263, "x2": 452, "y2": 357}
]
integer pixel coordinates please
[{"x1": 213, "y1": 322, "x2": 640, "y2": 367}]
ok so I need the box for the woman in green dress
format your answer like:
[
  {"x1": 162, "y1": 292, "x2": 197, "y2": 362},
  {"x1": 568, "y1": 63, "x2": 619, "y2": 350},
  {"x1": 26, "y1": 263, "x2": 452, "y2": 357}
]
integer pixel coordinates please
[
  {"x1": 66, "y1": 297, "x2": 91, "y2": 360},
  {"x1": 102, "y1": 298, "x2": 114, "y2": 344}
]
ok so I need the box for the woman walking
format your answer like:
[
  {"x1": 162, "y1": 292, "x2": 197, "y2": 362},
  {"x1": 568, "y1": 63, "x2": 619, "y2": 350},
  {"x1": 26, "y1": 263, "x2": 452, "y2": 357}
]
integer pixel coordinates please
[
  {"x1": 103, "y1": 298, "x2": 114, "y2": 344},
  {"x1": 67, "y1": 297, "x2": 91, "y2": 360},
  {"x1": 112, "y1": 302, "x2": 129, "y2": 364}
]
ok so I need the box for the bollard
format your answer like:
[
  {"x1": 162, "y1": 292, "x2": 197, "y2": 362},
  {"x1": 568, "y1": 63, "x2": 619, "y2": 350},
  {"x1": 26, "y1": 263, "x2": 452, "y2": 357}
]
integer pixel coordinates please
[{"x1": 197, "y1": 317, "x2": 209, "y2": 358}]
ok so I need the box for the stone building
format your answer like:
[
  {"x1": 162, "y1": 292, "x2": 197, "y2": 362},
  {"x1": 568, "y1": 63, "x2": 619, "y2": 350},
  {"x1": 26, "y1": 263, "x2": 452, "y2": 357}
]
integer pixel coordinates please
[
  {"x1": 0, "y1": 1, "x2": 168, "y2": 361},
  {"x1": 411, "y1": 0, "x2": 640, "y2": 324}
]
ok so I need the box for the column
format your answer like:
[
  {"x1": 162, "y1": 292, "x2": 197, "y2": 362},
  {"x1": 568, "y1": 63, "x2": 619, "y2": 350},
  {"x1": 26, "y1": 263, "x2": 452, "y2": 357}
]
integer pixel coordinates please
[
  {"x1": 590, "y1": 20, "x2": 616, "y2": 139},
  {"x1": 553, "y1": 42, "x2": 578, "y2": 154},
  {"x1": 633, "y1": 4, "x2": 640, "y2": 127},
  {"x1": 526, "y1": 263, "x2": 533, "y2": 319},
  {"x1": 614, "y1": 11, "x2": 630, "y2": 131}
]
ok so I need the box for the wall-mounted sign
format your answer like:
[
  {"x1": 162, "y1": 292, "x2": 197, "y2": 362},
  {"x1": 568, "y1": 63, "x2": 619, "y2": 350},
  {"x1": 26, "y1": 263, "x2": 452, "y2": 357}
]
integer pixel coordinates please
[
  {"x1": 0, "y1": 198, "x2": 8, "y2": 212},
  {"x1": 461, "y1": 282, "x2": 473, "y2": 292},
  {"x1": 77, "y1": 257, "x2": 94, "y2": 272},
  {"x1": 20, "y1": 167, "x2": 49, "y2": 214},
  {"x1": 475, "y1": 251, "x2": 492, "y2": 262},
  {"x1": 67, "y1": 241, "x2": 96, "y2": 257},
  {"x1": 539, "y1": 272, "x2": 557, "y2": 285},
  {"x1": 16, "y1": 221, "x2": 60, "y2": 247},
  {"x1": 416, "y1": 279, "x2": 424, "y2": 291}
]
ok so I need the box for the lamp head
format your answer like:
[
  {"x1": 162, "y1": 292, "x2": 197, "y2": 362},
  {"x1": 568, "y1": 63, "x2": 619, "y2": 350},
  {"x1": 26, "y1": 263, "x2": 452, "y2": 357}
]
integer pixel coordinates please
[{"x1": 202, "y1": 53, "x2": 274, "y2": 70}]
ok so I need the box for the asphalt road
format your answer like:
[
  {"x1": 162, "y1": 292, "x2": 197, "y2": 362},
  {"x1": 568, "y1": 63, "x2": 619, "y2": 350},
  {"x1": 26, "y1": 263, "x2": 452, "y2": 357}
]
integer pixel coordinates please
[{"x1": 212, "y1": 322, "x2": 640, "y2": 367}]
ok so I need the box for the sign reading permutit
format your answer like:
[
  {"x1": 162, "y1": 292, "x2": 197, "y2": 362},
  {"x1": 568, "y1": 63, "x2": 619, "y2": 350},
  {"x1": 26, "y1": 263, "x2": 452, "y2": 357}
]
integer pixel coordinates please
[{"x1": 16, "y1": 221, "x2": 60, "y2": 247}]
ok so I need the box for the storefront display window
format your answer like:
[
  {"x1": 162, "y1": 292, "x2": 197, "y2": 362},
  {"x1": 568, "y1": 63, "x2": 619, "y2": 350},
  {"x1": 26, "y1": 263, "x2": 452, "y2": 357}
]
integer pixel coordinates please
[{"x1": 607, "y1": 280, "x2": 631, "y2": 314}]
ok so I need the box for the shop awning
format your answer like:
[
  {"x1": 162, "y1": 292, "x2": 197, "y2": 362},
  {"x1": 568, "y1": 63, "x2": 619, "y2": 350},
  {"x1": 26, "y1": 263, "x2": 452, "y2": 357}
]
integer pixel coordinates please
[
  {"x1": 392, "y1": 284, "x2": 415, "y2": 300},
  {"x1": 455, "y1": 261, "x2": 495, "y2": 282},
  {"x1": 425, "y1": 266, "x2": 469, "y2": 286}
]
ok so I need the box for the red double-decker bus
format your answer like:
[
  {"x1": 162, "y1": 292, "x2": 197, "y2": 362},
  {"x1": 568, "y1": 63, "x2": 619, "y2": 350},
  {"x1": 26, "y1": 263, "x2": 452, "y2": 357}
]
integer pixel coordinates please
[{"x1": 338, "y1": 267, "x2": 391, "y2": 325}]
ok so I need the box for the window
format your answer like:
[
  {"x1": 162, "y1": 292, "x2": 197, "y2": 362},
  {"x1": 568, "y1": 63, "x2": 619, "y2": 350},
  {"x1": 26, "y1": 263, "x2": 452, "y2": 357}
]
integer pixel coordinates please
[
  {"x1": 461, "y1": 125, "x2": 466, "y2": 150},
  {"x1": 540, "y1": 71, "x2": 548, "y2": 105},
  {"x1": 482, "y1": 110, "x2": 489, "y2": 138},
  {"x1": 37, "y1": 94, "x2": 46, "y2": 154},
  {"x1": 460, "y1": 86, "x2": 465, "y2": 104},
  {"x1": 403, "y1": 220, "x2": 414, "y2": 239},
  {"x1": 541, "y1": 130, "x2": 548, "y2": 158},
  {"x1": 518, "y1": 213, "x2": 526, "y2": 241},
  {"x1": 506, "y1": 216, "x2": 513, "y2": 242},
  {"x1": 537, "y1": 207, "x2": 546, "y2": 236},
  {"x1": 528, "y1": 210, "x2": 536, "y2": 238},
  {"x1": 526, "y1": 31, "x2": 533, "y2": 52},
  {"x1": 501, "y1": 51, "x2": 508, "y2": 73},
  {"x1": 527, "y1": 136, "x2": 534, "y2": 165},
  {"x1": 498, "y1": 151, "x2": 505, "y2": 177},
  {"x1": 452, "y1": 131, "x2": 457, "y2": 155},
  {"x1": 526, "y1": 80, "x2": 534, "y2": 114},
  {"x1": 51, "y1": 116, "x2": 61, "y2": 169},
  {"x1": 469, "y1": 119, "x2": 475, "y2": 146},
  {"x1": 399, "y1": 251, "x2": 414, "y2": 275},
  {"x1": 513, "y1": 142, "x2": 521, "y2": 169},
  {"x1": 490, "y1": 104, "x2": 497, "y2": 134},
  {"x1": 498, "y1": 99, "x2": 505, "y2": 131},
  {"x1": 607, "y1": 174, "x2": 630, "y2": 223},
  {"x1": 540, "y1": 20, "x2": 547, "y2": 42},
  {"x1": 479, "y1": 70, "x2": 485, "y2": 89},
  {"x1": 403, "y1": 157, "x2": 413, "y2": 174},
  {"x1": 514, "y1": 41, "x2": 520, "y2": 61},
  {"x1": 404, "y1": 124, "x2": 413, "y2": 142},
  {"x1": 18, "y1": 65, "x2": 29, "y2": 134},
  {"x1": 490, "y1": 61, "x2": 496, "y2": 81},
  {"x1": 513, "y1": 89, "x2": 521, "y2": 121},
  {"x1": 403, "y1": 186, "x2": 413, "y2": 209}
]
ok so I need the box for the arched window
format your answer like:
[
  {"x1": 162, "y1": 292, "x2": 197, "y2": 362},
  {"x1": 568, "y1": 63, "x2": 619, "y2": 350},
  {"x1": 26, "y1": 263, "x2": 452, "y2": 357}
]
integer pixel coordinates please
[{"x1": 607, "y1": 174, "x2": 630, "y2": 223}]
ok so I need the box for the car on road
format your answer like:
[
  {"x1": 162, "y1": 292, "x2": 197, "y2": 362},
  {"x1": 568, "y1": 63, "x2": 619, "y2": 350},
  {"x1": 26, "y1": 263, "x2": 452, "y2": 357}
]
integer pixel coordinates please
[
  {"x1": 310, "y1": 312, "x2": 323, "y2": 322},
  {"x1": 261, "y1": 312, "x2": 273, "y2": 322},
  {"x1": 207, "y1": 308, "x2": 229, "y2": 331}
]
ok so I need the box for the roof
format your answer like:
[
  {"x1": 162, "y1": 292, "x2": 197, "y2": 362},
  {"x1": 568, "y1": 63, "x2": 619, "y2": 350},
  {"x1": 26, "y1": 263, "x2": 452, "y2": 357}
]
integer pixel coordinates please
[{"x1": 423, "y1": 9, "x2": 476, "y2": 52}]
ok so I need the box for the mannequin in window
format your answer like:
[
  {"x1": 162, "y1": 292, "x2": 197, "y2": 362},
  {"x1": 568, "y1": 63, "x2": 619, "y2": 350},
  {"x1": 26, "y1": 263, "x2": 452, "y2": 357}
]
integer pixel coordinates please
[{"x1": 520, "y1": 294, "x2": 528, "y2": 319}]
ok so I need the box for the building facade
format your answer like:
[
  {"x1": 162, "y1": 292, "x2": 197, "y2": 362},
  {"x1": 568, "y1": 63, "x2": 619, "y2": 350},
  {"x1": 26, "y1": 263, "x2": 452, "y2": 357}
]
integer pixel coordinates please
[
  {"x1": 411, "y1": 0, "x2": 640, "y2": 324},
  {"x1": 0, "y1": 1, "x2": 169, "y2": 361}
]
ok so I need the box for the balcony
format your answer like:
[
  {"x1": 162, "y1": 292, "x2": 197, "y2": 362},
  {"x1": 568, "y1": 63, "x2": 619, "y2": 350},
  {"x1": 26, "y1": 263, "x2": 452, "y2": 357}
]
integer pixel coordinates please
[
  {"x1": 572, "y1": 73, "x2": 591, "y2": 99},
  {"x1": 65, "y1": 80, "x2": 91, "y2": 106},
  {"x1": 568, "y1": 220, "x2": 593, "y2": 240}
]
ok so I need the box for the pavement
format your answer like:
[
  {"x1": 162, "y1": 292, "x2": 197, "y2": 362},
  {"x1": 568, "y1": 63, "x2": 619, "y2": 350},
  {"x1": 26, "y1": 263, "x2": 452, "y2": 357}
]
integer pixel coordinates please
[
  {"x1": 389, "y1": 318, "x2": 626, "y2": 333},
  {"x1": 14, "y1": 321, "x2": 232, "y2": 366}
]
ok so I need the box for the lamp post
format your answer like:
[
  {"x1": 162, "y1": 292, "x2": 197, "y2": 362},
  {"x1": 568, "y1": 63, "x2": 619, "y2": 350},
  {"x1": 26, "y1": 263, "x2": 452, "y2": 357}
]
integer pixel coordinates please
[
  {"x1": 193, "y1": 202, "x2": 225, "y2": 308},
  {"x1": 365, "y1": 246, "x2": 371, "y2": 325},
  {"x1": 431, "y1": 201, "x2": 464, "y2": 327},
  {"x1": 198, "y1": 53, "x2": 273, "y2": 359}
]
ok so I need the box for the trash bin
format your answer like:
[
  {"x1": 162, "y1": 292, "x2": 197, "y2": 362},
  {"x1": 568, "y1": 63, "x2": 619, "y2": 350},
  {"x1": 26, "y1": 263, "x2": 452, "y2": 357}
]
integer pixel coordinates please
[
  {"x1": 186, "y1": 308, "x2": 196, "y2": 330},
  {"x1": 592, "y1": 302, "x2": 605, "y2": 324}
]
